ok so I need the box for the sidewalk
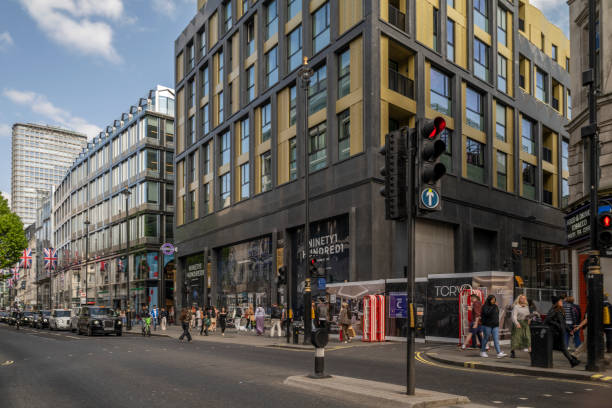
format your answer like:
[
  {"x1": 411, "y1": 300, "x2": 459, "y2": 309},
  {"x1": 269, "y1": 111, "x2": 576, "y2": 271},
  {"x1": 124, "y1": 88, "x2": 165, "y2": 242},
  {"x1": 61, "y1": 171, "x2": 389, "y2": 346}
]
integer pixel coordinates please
[{"x1": 425, "y1": 344, "x2": 612, "y2": 383}]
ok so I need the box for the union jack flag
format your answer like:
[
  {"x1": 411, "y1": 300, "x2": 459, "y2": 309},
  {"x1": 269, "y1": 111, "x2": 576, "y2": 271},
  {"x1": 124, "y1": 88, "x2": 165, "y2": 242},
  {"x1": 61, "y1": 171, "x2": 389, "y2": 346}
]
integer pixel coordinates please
[
  {"x1": 20, "y1": 248, "x2": 32, "y2": 269},
  {"x1": 44, "y1": 248, "x2": 58, "y2": 270}
]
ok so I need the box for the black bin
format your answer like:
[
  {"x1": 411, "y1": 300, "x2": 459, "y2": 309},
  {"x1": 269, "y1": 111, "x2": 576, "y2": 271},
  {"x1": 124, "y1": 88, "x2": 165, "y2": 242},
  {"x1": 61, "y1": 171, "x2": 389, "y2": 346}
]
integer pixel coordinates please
[
  {"x1": 530, "y1": 324, "x2": 553, "y2": 368},
  {"x1": 292, "y1": 325, "x2": 301, "y2": 344}
]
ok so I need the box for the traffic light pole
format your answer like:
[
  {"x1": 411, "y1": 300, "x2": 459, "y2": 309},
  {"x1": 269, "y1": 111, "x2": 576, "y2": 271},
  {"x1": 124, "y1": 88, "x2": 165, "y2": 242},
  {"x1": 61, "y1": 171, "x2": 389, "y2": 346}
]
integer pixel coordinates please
[{"x1": 406, "y1": 128, "x2": 416, "y2": 396}]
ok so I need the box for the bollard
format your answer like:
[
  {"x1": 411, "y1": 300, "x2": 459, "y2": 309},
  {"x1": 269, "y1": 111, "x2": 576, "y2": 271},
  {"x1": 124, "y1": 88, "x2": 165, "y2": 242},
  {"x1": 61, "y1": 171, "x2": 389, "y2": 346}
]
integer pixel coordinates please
[{"x1": 309, "y1": 328, "x2": 331, "y2": 379}]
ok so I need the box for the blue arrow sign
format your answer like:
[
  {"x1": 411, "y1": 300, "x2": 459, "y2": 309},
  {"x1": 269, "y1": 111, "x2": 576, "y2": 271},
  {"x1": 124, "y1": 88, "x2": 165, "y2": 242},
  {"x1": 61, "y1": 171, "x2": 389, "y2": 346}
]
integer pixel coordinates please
[{"x1": 421, "y1": 188, "x2": 440, "y2": 209}]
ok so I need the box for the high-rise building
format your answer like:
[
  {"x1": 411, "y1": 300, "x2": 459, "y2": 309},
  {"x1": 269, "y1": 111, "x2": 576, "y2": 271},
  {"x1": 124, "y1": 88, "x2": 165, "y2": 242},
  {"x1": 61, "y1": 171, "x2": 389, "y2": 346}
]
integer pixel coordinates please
[
  {"x1": 174, "y1": 1, "x2": 572, "y2": 332},
  {"x1": 52, "y1": 86, "x2": 176, "y2": 310},
  {"x1": 11, "y1": 123, "x2": 87, "y2": 226}
]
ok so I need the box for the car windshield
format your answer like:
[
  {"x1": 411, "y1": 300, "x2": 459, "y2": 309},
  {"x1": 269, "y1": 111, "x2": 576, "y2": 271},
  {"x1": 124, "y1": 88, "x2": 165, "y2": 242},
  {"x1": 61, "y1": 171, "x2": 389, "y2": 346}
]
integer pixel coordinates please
[
  {"x1": 42, "y1": 311, "x2": 50, "y2": 317},
  {"x1": 55, "y1": 311, "x2": 70, "y2": 317},
  {"x1": 24, "y1": 312, "x2": 34, "y2": 317},
  {"x1": 89, "y1": 308, "x2": 116, "y2": 317}
]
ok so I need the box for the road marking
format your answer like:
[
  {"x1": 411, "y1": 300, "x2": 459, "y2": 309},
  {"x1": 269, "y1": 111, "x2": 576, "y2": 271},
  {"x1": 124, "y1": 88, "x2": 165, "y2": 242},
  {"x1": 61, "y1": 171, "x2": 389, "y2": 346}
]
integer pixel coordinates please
[
  {"x1": 1, "y1": 360, "x2": 14, "y2": 366},
  {"x1": 519, "y1": 397, "x2": 528, "y2": 400},
  {"x1": 66, "y1": 336, "x2": 81, "y2": 340},
  {"x1": 536, "y1": 377, "x2": 610, "y2": 387},
  {"x1": 603, "y1": 376, "x2": 612, "y2": 381},
  {"x1": 564, "y1": 391, "x2": 573, "y2": 394},
  {"x1": 542, "y1": 394, "x2": 552, "y2": 397},
  {"x1": 415, "y1": 352, "x2": 518, "y2": 377},
  {"x1": 68, "y1": 354, "x2": 73, "y2": 357},
  {"x1": 585, "y1": 388, "x2": 593, "y2": 391},
  {"x1": 491, "y1": 401, "x2": 503, "y2": 404}
]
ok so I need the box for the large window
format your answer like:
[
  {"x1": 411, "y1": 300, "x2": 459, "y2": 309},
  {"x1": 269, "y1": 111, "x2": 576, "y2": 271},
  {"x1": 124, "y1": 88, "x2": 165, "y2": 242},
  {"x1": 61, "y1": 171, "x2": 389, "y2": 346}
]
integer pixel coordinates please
[
  {"x1": 289, "y1": 85, "x2": 297, "y2": 126},
  {"x1": 496, "y1": 151, "x2": 507, "y2": 191},
  {"x1": 146, "y1": 149, "x2": 159, "y2": 172},
  {"x1": 189, "y1": 152, "x2": 196, "y2": 183},
  {"x1": 199, "y1": 29, "x2": 206, "y2": 57},
  {"x1": 338, "y1": 110, "x2": 350, "y2": 161},
  {"x1": 146, "y1": 181, "x2": 159, "y2": 204},
  {"x1": 261, "y1": 151, "x2": 272, "y2": 192},
  {"x1": 189, "y1": 190, "x2": 197, "y2": 220},
  {"x1": 466, "y1": 138, "x2": 485, "y2": 183},
  {"x1": 146, "y1": 116, "x2": 159, "y2": 139},
  {"x1": 309, "y1": 65, "x2": 327, "y2": 115},
  {"x1": 465, "y1": 87, "x2": 484, "y2": 131},
  {"x1": 567, "y1": 91, "x2": 572, "y2": 119},
  {"x1": 261, "y1": 103, "x2": 272, "y2": 142},
  {"x1": 289, "y1": 137, "x2": 297, "y2": 180},
  {"x1": 562, "y1": 179, "x2": 569, "y2": 207},
  {"x1": 522, "y1": 162, "x2": 536, "y2": 200},
  {"x1": 188, "y1": 115, "x2": 195, "y2": 144},
  {"x1": 218, "y1": 91, "x2": 224, "y2": 123},
  {"x1": 240, "y1": 163, "x2": 250, "y2": 199},
  {"x1": 521, "y1": 117, "x2": 535, "y2": 155},
  {"x1": 218, "y1": 51, "x2": 224, "y2": 84},
  {"x1": 220, "y1": 173, "x2": 231, "y2": 208},
  {"x1": 220, "y1": 130, "x2": 231, "y2": 165},
  {"x1": 241, "y1": 118, "x2": 250, "y2": 155},
  {"x1": 203, "y1": 142, "x2": 211, "y2": 175},
  {"x1": 497, "y1": 7, "x2": 507, "y2": 46},
  {"x1": 439, "y1": 128, "x2": 452, "y2": 170},
  {"x1": 203, "y1": 183, "x2": 210, "y2": 215},
  {"x1": 265, "y1": 0, "x2": 278, "y2": 40},
  {"x1": 474, "y1": 38, "x2": 489, "y2": 81},
  {"x1": 165, "y1": 120, "x2": 174, "y2": 144},
  {"x1": 265, "y1": 46, "x2": 279, "y2": 88},
  {"x1": 552, "y1": 44, "x2": 557, "y2": 61},
  {"x1": 433, "y1": 7, "x2": 439, "y2": 52},
  {"x1": 202, "y1": 65, "x2": 209, "y2": 97},
  {"x1": 202, "y1": 104, "x2": 210, "y2": 135},
  {"x1": 188, "y1": 43, "x2": 195, "y2": 70},
  {"x1": 535, "y1": 68, "x2": 547, "y2": 102},
  {"x1": 474, "y1": 0, "x2": 488, "y2": 33},
  {"x1": 430, "y1": 67, "x2": 451, "y2": 115},
  {"x1": 224, "y1": 1, "x2": 232, "y2": 32},
  {"x1": 288, "y1": 0, "x2": 301, "y2": 20},
  {"x1": 165, "y1": 151, "x2": 174, "y2": 176},
  {"x1": 338, "y1": 49, "x2": 350, "y2": 99},
  {"x1": 312, "y1": 2, "x2": 330, "y2": 54},
  {"x1": 246, "y1": 65, "x2": 255, "y2": 102},
  {"x1": 447, "y1": 18, "x2": 455, "y2": 62},
  {"x1": 497, "y1": 54, "x2": 507, "y2": 92},
  {"x1": 288, "y1": 26, "x2": 302, "y2": 72},
  {"x1": 246, "y1": 19, "x2": 255, "y2": 56},
  {"x1": 166, "y1": 185, "x2": 174, "y2": 206},
  {"x1": 189, "y1": 78, "x2": 196, "y2": 108},
  {"x1": 562, "y1": 139, "x2": 569, "y2": 172},
  {"x1": 309, "y1": 122, "x2": 327, "y2": 172},
  {"x1": 495, "y1": 103, "x2": 506, "y2": 142}
]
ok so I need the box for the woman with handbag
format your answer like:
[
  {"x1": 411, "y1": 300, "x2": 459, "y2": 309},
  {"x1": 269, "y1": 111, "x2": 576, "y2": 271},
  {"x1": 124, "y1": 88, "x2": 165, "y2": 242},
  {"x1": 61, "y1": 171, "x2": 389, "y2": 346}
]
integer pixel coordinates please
[{"x1": 339, "y1": 302, "x2": 351, "y2": 343}]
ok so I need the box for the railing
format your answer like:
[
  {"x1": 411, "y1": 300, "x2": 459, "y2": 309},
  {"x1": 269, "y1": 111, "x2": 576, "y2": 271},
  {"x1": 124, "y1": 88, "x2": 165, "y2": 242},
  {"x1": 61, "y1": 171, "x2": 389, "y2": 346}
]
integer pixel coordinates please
[
  {"x1": 543, "y1": 189, "x2": 553, "y2": 205},
  {"x1": 552, "y1": 97, "x2": 559, "y2": 111},
  {"x1": 542, "y1": 147, "x2": 553, "y2": 163},
  {"x1": 388, "y1": 5, "x2": 406, "y2": 31},
  {"x1": 388, "y1": 68, "x2": 414, "y2": 99}
]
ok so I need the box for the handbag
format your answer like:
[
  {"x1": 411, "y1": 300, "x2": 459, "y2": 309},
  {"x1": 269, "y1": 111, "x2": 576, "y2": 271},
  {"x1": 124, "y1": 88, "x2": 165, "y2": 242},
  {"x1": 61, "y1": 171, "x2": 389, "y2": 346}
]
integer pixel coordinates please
[{"x1": 348, "y1": 325, "x2": 356, "y2": 338}]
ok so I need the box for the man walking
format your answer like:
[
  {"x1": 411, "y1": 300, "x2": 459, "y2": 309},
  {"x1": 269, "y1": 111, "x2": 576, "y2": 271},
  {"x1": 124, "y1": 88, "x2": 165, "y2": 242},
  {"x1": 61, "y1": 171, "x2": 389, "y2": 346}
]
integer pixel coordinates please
[
  {"x1": 151, "y1": 306, "x2": 159, "y2": 331},
  {"x1": 270, "y1": 303, "x2": 282, "y2": 337},
  {"x1": 160, "y1": 307, "x2": 168, "y2": 331},
  {"x1": 179, "y1": 308, "x2": 192, "y2": 343}
]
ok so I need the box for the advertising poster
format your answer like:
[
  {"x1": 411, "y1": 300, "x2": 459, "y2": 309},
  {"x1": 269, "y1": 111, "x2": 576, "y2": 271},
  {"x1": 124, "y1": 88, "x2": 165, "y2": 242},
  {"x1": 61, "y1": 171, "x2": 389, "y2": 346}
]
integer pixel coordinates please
[{"x1": 425, "y1": 275, "x2": 473, "y2": 340}]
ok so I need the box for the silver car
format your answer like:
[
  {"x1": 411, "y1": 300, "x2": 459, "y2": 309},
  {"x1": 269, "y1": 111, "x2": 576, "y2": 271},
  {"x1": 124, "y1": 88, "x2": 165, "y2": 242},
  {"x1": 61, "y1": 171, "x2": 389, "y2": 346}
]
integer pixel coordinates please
[
  {"x1": 70, "y1": 307, "x2": 82, "y2": 332},
  {"x1": 49, "y1": 309, "x2": 72, "y2": 330}
]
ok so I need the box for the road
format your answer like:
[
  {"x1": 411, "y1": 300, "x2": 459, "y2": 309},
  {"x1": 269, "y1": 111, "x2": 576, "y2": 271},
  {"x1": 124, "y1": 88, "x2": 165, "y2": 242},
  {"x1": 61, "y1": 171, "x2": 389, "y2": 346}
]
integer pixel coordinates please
[{"x1": 1, "y1": 324, "x2": 611, "y2": 408}]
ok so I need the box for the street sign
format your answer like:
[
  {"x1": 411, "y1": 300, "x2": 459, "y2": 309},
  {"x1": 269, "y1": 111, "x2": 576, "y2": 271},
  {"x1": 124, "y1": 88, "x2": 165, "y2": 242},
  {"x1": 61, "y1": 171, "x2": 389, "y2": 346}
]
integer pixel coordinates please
[
  {"x1": 318, "y1": 278, "x2": 326, "y2": 290},
  {"x1": 389, "y1": 292, "x2": 407, "y2": 318},
  {"x1": 160, "y1": 243, "x2": 175, "y2": 256},
  {"x1": 420, "y1": 188, "x2": 440, "y2": 209}
]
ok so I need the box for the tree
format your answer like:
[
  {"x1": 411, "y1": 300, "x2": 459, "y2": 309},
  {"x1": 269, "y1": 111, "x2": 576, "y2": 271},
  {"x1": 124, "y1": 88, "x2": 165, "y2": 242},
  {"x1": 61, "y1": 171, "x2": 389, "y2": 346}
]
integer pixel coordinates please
[{"x1": 0, "y1": 195, "x2": 27, "y2": 275}]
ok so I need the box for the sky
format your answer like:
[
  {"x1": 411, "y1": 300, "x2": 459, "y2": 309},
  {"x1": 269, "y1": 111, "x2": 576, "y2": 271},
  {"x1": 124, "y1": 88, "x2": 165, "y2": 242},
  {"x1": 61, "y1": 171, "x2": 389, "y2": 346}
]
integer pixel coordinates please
[{"x1": 0, "y1": 0, "x2": 570, "y2": 197}]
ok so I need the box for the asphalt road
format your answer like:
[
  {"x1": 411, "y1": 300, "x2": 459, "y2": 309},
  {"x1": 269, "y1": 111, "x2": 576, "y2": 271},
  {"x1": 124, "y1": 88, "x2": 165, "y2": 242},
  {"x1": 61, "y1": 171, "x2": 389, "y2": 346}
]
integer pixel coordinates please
[{"x1": 1, "y1": 323, "x2": 611, "y2": 408}]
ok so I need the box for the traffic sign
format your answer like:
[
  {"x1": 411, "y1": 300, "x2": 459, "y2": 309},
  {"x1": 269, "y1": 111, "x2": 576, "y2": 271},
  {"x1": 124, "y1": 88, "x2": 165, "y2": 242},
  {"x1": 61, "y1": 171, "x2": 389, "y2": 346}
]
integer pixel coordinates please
[
  {"x1": 420, "y1": 188, "x2": 440, "y2": 209},
  {"x1": 160, "y1": 243, "x2": 175, "y2": 256},
  {"x1": 318, "y1": 278, "x2": 326, "y2": 290}
]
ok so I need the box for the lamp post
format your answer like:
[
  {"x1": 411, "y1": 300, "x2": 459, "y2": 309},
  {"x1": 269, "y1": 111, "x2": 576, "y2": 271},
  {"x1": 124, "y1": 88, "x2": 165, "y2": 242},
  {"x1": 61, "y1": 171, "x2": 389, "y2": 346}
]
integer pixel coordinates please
[
  {"x1": 121, "y1": 187, "x2": 132, "y2": 330},
  {"x1": 84, "y1": 220, "x2": 90, "y2": 306},
  {"x1": 298, "y1": 57, "x2": 314, "y2": 344}
]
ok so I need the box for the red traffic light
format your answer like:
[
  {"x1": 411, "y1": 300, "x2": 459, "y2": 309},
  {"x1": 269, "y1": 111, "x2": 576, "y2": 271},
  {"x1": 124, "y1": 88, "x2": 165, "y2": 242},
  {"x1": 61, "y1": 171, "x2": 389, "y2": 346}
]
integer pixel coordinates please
[
  {"x1": 422, "y1": 117, "x2": 447, "y2": 139},
  {"x1": 601, "y1": 214, "x2": 612, "y2": 228}
]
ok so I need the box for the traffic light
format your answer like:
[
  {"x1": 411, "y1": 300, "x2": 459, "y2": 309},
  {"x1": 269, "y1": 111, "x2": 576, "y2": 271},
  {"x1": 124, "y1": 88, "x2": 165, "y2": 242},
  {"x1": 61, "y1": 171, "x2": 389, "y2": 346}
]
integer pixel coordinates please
[
  {"x1": 418, "y1": 117, "x2": 447, "y2": 211},
  {"x1": 379, "y1": 128, "x2": 408, "y2": 220},
  {"x1": 277, "y1": 266, "x2": 287, "y2": 285},
  {"x1": 598, "y1": 212, "x2": 612, "y2": 250}
]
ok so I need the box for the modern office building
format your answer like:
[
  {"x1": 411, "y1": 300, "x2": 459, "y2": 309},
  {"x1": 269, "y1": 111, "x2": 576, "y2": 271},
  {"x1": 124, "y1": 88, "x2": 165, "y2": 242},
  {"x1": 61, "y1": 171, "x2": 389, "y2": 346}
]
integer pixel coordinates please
[
  {"x1": 52, "y1": 86, "x2": 176, "y2": 311},
  {"x1": 174, "y1": 1, "x2": 572, "y2": 318},
  {"x1": 11, "y1": 123, "x2": 88, "y2": 226}
]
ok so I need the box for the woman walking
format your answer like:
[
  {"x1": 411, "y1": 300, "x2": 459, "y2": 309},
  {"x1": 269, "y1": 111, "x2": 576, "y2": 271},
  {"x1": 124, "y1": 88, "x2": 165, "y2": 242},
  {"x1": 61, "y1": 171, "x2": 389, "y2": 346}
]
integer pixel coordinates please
[
  {"x1": 210, "y1": 307, "x2": 217, "y2": 332},
  {"x1": 339, "y1": 302, "x2": 352, "y2": 343},
  {"x1": 178, "y1": 308, "x2": 192, "y2": 343},
  {"x1": 510, "y1": 294, "x2": 531, "y2": 358},
  {"x1": 200, "y1": 311, "x2": 211, "y2": 336},
  {"x1": 218, "y1": 307, "x2": 228, "y2": 336},
  {"x1": 480, "y1": 295, "x2": 507, "y2": 358},
  {"x1": 545, "y1": 296, "x2": 580, "y2": 367},
  {"x1": 462, "y1": 294, "x2": 483, "y2": 350},
  {"x1": 196, "y1": 307, "x2": 202, "y2": 331},
  {"x1": 255, "y1": 305, "x2": 266, "y2": 336}
]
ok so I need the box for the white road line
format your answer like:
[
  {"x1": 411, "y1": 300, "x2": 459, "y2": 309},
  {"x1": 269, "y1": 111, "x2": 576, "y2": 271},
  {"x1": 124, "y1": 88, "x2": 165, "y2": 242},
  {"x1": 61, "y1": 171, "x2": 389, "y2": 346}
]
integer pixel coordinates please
[
  {"x1": 585, "y1": 389, "x2": 593, "y2": 391},
  {"x1": 66, "y1": 336, "x2": 81, "y2": 340},
  {"x1": 519, "y1": 397, "x2": 528, "y2": 400},
  {"x1": 492, "y1": 401, "x2": 503, "y2": 404},
  {"x1": 564, "y1": 391, "x2": 574, "y2": 394},
  {"x1": 542, "y1": 394, "x2": 552, "y2": 397}
]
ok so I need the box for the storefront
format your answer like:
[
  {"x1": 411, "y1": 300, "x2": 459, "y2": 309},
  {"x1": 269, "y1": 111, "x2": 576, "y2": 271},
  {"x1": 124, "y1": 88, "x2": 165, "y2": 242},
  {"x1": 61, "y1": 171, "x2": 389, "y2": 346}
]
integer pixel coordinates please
[{"x1": 185, "y1": 253, "x2": 206, "y2": 308}]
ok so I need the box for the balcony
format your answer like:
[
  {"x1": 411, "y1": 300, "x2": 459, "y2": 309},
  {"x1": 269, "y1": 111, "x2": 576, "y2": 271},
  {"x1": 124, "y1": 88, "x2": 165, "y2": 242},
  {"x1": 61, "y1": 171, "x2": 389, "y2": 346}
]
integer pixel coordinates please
[
  {"x1": 388, "y1": 68, "x2": 414, "y2": 99},
  {"x1": 543, "y1": 147, "x2": 553, "y2": 163},
  {"x1": 543, "y1": 190, "x2": 553, "y2": 205},
  {"x1": 388, "y1": 5, "x2": 406, "y2": 31}
]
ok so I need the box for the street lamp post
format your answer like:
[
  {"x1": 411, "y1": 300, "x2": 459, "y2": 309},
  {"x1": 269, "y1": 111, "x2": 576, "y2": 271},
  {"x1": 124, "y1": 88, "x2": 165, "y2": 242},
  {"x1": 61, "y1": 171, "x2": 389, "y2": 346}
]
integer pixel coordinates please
[
  {"x1": 122, "y1": 188, "x2": 132, "y2": 331},
  {"x1": 298, "y1": 57, "x2": 314, "y2": 344},
  {"x1": 84, "y1": 220, "x2": 90, "y2": 306}
]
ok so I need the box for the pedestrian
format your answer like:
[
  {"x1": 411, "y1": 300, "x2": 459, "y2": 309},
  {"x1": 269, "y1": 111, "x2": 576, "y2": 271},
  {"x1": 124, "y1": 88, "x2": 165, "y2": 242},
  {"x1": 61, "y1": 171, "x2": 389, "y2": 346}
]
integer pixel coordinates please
[
  {"x1": 190, "y1": 306, "x2": 196, "y2": 329},
  {"x1": 179, "y1": 308, "x2": 192, "y2": 343},
  {"x1": 270, "y1": 303, "x2": 282, "y2": 337},
  {"x1": 563, "y1": 296, "x2": 581, "y2": 350},
  {"x1": 604, "y1": 294, "x2": 612, "y2": 353},
  {"x1": 316, "y1": 298, "x2": 329, "y2": 330},
  {"x1": 219, "y1": 307, "x2": 228, "y2": 336},
  {"x1": 160, "y1": 307, "x2": 168, "y2": 331},
  {"x1": 510, "y1": 294, "x2": 531, "y2": 358},
  {"x1": 196, "y1": 307, "x2": 202, "y2": 331},
  {"x1": 480, "y1": 295, "x2": 506, "y2": 358},
  {"x1": 200, "y1": 311, "x2": 211, "y2": 336},
  {"x1": 210, "y1": 306, "x2": 217, "y2": 332},
  {"x1": 462, "y1": 294, "x2": 483, "y2": 350},
  {"x1": 151, "y1": 306, "x2": 159, "y2": 331},
  {"x1": 120, "y1": 309, "x2": 127, "y2": 327},
  {"x1": 255, "y1": 305, "x2": 265, "y2": 335},
  {"x1": 545, "y1": 296, "x2": 580, "y2": 367},
  {"x1": 339, "y1": 302, "x2": 351, "y2": 343},
  {"x1": 169, "y1": 306, "x2": 175, "y2": 325},
  {"x1": 248, "y1": 305, "x2": 256, "y2": 332}
]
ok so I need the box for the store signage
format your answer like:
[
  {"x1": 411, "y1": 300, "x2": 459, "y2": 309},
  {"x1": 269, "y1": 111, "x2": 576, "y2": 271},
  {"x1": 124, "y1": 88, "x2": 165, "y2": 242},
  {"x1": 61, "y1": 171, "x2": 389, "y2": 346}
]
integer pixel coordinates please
[
  {"x1": 566, "y1": 207, "x2": 590, "y2": 243},
  {"x1": 389, "y1": 292, "x2": 407, "y2": 318},
  {"x1": 160, "y1": 243, "x2": 175, "y2": 256},
  {"x1": 186, "y1": 262, "x2": 205, "y2": 279}
]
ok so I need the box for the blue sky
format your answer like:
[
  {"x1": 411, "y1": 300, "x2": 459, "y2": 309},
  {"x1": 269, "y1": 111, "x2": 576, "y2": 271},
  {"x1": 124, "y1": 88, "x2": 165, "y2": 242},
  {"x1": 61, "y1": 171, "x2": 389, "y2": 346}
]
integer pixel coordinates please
[{"x1": 0, "y1": 0, "x2": 569, "y2": 197}]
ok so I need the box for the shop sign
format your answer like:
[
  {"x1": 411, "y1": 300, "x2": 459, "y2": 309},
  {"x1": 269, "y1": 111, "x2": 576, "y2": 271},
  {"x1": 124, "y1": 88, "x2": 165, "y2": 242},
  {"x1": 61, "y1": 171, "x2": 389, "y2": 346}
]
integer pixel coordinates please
[
  {"x1": 186, "y1": 263, "x2": 205, "y2": 279},
  {"x1": 160, "y1": 243, "x2": 175, "y2": 256},
  {"x1": 389, "y1": 292, "x2": 407, "y2": 318},
  {"x1": 566, "y1": 207, "x2": 590, "y2": 243}
]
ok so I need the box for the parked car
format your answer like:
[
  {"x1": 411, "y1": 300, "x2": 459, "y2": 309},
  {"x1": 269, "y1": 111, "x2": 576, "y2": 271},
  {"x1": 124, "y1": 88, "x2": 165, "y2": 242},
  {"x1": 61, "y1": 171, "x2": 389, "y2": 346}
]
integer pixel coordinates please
[
  {"x1": 7, "y1": 311, "x2": 19, "y2": 325},
  {"x1": 49, "y1": 309, "x2": 72, "y2": 330},
  {"x1": 21, "y1": 311, "x2": 35, "y2": 327},
  {"x1": 0, "y1": 311, "x2": 7, "y2": 323},
  {"x1": 33, "y1": 310, "x2": 51, "y2": 329},
  {"x1": 70, "y1": 307, "x2": 82, "y2": 332},
  {"x1": 77, "y1": 306, "x2": 122, "y2": 336}
]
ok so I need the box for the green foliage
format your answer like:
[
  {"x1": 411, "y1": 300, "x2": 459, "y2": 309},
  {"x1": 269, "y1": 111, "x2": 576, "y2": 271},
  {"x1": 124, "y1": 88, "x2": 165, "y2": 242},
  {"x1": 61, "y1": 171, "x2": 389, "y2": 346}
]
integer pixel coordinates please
[{"x1": 0, "y1": 195, "x2": 28, "y2": 271}]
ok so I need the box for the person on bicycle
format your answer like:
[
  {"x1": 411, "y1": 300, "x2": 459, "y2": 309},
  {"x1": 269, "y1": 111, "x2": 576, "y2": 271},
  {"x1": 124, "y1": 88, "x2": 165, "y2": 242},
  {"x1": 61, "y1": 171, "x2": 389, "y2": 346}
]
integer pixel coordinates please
[{"x1": 142, "y1": 312, "x2": 152, "y2": 336}]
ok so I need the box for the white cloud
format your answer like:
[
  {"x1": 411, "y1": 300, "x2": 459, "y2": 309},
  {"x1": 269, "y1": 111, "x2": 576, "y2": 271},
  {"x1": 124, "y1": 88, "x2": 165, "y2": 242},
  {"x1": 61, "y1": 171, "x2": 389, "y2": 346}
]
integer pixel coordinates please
[
  {"x1": 0, "y1": 124, "x2": 11, "y2": 138},
  {"x1": 0, "y1": 32, "x2": 14, "y2": 50},
  {"x1": 3, "y1": 89, "x2": 101, "y2": 138},
  {"x1": 151, "y1": 0, "x2": 196, "y2": 17},
  {"x1": 18, "y1": 0, "x2": 125, "y2": 62},
  {"x1": 530, "y1": 0, "x2": 570, "y2": 37}
]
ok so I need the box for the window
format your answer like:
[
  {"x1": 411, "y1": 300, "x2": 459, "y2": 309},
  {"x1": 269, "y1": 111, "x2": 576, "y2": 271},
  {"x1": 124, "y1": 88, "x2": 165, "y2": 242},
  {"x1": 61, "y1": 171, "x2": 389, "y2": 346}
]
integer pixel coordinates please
[
  {"x1": 430, "y1": 68, "x2": 451, "y2": 115},
  {"x1": 218, "y1": 91, "x2": 224, "y2": 123},
  {"x1": 261, "y1": 103, "x2": 272, "y2": 142},
  {"x1": 202, "y1": 104, "x2": 210, "y2": 134},
  {"x1": 218, "y1": 51, "x2": 224, "y2": 84},
  {"x1": 203, "y1": 142, "x2": 211, "y2": 175},
  {"x1": 338, "y1": 110, "x2": 350, "y2": 161},
  {"x1": 562, "y1": 179, "x2": 569, "y2": 207},
  {"x1": 566, "y1": 57, "x2": 570, "y2": 72},
  {"x1": 448, "y1": 0, "x2": 454, "y2": 8},
  {"x1": 309, "y1": 65, "x2": 327, "y2": 115},
  {"x1": 188, "y1": 43, "x2": 195, "y2": 69},
  {"x1": 521, "y1": 117, "x2": 535, "y2": 155},
  {"x1": 522, "y1": 162, "x2": 536, "y2": 200},
  {"x1": 241, "y1": 118, "x2": 250, "y2": 155},
  {"x1": 228, "y1": 82, "x2": 234, "y2": 113},
  {"x1": 312, "y1": 2, "x2": 330, "y2": 54},
  {"x1": 246, "y1": 19, "x2": 255, "y2": 56},
  {"x1": 165, "y1": 151, "x2": 174, "y2": 176},
  {"x1": 439, "y1": 128, "x2": 452, "y2": 170},
  {"x1": 535, "y1": 68, "x2": 547, "y2": 102},
  {"x1": 465, "y1": 87, "x2": 484, "y2": 131},
  {"x1": 203, "y1": 183, "x2": 210, "y2": 215},
  {"x1": 202, "y1": 66, "x2": 209, "y2": 97},
  {"x1": 433, "y1": 7, "x2": 439, "y2": 52},
  {"x1": 189, "y1": 152, "x2": 196, "y2": 183},
  {"x1": 289, "y1": 137, "x2": 297, "y2": 180},
  {"x1": 338, "y1": 49, "x2": 350, "y2": 99},
  {"x1": 309, "y1": 122, "x2": 327, "y2": 172},
  {"x1": 189, "y1": 78, "x2": 196, "y2": 108},
  {"x1": 165, "y1": 121, "x2": 174, "y2": 144},
  {"x1": 188, "y1": 115, "x2": 195, "y2": 144},
  {"x1": 497, "y1": 7, "x2": 507, "y2": 47},
  {"x1": 288, "y1": 26, "x2": 302, "y2": 72},
  {"x1": 146, "y1": 149, "x2": 159, "y2": 172},
  {"x1": 246, "y1": 65, "x2": 255, "y2": 102},
  {"x1": 265, "y1": 0, "x2": 278, "y2": 40},
  {"x1": 146, "y1": 181, "x2": 159, "y2": 204},
  {"x1": 567, "y1": 90, "x2": 572, "y2": 119},
  {"x1": 166, "y1": 185, "x2": 174, "y2": 206},
  {"x1": 224, "y1": 1, "x2": 232, "y2": 32},
  {"x1": 496, "y1": 151, "x2": 507, "y2": 191},
  {"x1": 447, "y1": 19, "x2": 455, "y2": 62},
  {"x1": 261, "y1": 151, "x2": 272, "y2": 192},
  {"x1": 541, "y1": 33, "x2": 545, "y2": 51},
  {"x1": 562, "y1": 139, "x2": 569, "y2": 172},
  {"x1": 474, "y1": 38, "x2": 489, "y2": 81},
  {"x1": 474, "y1": 0, "x2": 488, "y2": 33},
  {"x1": 144, "y1": 214, "x2": 159, "y2": 236},
  {"x1": 220, "y1": 130, "x2": 231, "y2": 165},
  {"x1": 495, "y1": 104, "x2": 506, "y2": 142},
  {"x1": 147, "y1": 116, "x2": 159, "y2": 139},
  {"x1": 265, "y1": 46, "x2": 279, "y2": 88},
  {"x1": 497, "y1": 54, "x2": 507, "y2": 92},
  {"x1": 552, "y1": 44, "x2": 557, "y2": 61},
  {"x1": 240, "y1": 163, "x2": 250, "y2": 199},
  {"x1": 289, "y1": 85, "x2": 297, "y2": 126},
  {"x1": 242, "y1": 0, "x2": 248, "y2": 14},
  {"x1": 288, "y1": 0, "x2": 301, "y2": 20},
  {"x1": 220, "y1": 173, "x2": 231, "y2": 208},
  {"x1": 466, "y1": 138, "x2": 485, "y2": 183},
  {"x1": 199, "y1": 30, "x2": 206, "y2": 57}
]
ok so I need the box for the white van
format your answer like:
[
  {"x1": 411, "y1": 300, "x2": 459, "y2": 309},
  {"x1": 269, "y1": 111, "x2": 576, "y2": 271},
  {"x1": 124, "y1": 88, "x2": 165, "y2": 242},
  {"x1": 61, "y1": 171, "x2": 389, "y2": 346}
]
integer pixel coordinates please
[
  {"x1": 70, "y1": 307, "x2": 82, "y2": 332},
  {"x1": 49, "y1": 309, "x2": 72, "y2": 330}
]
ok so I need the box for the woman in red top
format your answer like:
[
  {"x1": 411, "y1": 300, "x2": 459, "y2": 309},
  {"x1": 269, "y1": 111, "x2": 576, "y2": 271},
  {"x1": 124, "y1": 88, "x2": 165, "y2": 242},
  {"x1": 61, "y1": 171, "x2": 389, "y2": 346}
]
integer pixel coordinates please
[{"x1": 462, "y1": 294, "x2": 484, "y2": 350}]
